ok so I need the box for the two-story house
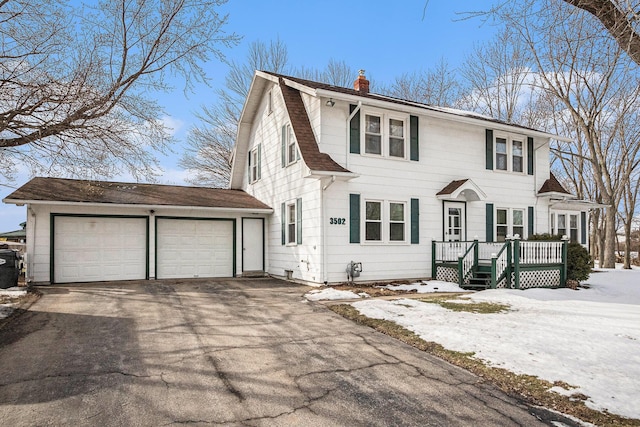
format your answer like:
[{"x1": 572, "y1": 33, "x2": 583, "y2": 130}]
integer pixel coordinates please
[
  {"x1": 3, "y1": 70, "x2": 591, "y2": 287},
  {"x1": 231, "y1": 70, "x2": 591, "y2": 286}
]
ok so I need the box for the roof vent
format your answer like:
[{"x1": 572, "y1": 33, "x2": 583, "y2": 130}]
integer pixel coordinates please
[{"x1": 354, "y1": 69, "x2": 369, "y2": 94}]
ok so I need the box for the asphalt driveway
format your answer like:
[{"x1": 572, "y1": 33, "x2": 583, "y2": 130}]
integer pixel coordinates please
[{"x1": 0, "y1": 278, "x2": 559, "y2": 426}]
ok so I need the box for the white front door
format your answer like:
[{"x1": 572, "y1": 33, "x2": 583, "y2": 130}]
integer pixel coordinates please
[
  {"x1": 242, "y1": 218, "x2": 264, "y2": 272},
  {"x1": 444, "y1": 202, "x2": 466, "y2": 241}
]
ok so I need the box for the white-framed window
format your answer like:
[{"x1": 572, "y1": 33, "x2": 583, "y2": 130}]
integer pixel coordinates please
[
  {"x1": 365, "y1": 200, "x2": 382, "y2": 241},
  {"x1": 550, "y1": 212, "x2": 580, "y2": 242},
  {"x1": 267, "y1": 90, "x2": 273, "y2": 115},
  {"x1": 287, "y1": 202, "x2": 297, "y2": 244},
  {"x1": 494, "y1": 133, "x2": 526, "y2": 173},
  {"x1": 248, "y1": 145, "x2": 260, "y2": 183},
  {"x1": 362, "y1": 109, "x2": 408, "y2": 159},
  {"x1": 364, "y1": 199, "x2": 407, "y2": 243},
  {"x1": 496, "y1": 208, "x2": 526, "y2": 242},
  {"x1": 286, "y1": 124, "x2": 297, "y2": 165},
  {"x1": 389, "y1": 202, "x2": 406, "y2": 241}
]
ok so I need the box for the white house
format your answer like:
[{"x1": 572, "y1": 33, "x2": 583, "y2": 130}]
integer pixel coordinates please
[
  {"x1": 230, "y1": 70, "x2": 591, "y2": 286},
  {"x1": 3, "y1": 70, "x2": 591, "y2": 287}
]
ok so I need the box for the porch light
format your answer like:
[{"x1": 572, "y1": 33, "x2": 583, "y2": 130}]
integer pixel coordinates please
[{"x1": 326, "y1": 98, "x2": 335, "y2": 107}]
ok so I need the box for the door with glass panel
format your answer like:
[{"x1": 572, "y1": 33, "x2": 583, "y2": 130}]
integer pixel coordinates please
[{"x1": 444, "y1": 202, "x2": 465, "y2": 241}]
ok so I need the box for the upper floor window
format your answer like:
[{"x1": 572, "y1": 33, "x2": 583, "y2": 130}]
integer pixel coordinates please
[
  {"x1": 362, "y1": 110, "x2": 408, "y2": 159},
  {"x1": 248, "y1": 145, "x2": 261, "y2": 184},
  {"x1": 494, "y1": 133, "x2": 525, "y2": 173},
  {"x1": 267, "y1": 90, "x2": 273, "y2": 115},
  {"x1": 281, "y1": 124, "x2": 299, "y2": 167}
]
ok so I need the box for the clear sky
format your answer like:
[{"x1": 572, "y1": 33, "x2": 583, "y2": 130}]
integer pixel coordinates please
[{"x1": 0, "y1": 0, "x2": 498, "y2": 232}]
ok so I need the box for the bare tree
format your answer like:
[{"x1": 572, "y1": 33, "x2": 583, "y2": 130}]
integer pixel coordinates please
[
  {"x1": 560, "y1": 0, "x2": 640, "y2": 66},
  {"x1": 0, "y1": 0, "x2": 239, "y2": 180},
  {"x1": 495, "y1": 0, "x2": 640, "y2": 268},
  {"x1": 180, "y1": 39, "x2": 290, "y2": 187},
  {"x1": 380, "y1": 58, "x2": 460, "y2": 107},
  {"x1": 294, "y1": 59, "x2": 359, "y2": 88}
]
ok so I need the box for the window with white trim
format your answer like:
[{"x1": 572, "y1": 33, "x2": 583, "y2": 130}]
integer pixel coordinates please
[
  {"x1": 362, "y1": 110, "x2": 408, "y2": 159},
  {"x1": 287, "y1": 203, "x2": 297, "y2": 244},
  {"x1": 494, "y1": 133, "x2": 525, "y2": 173},
  {"x1": 267, "y1": 90, "x2": 273, "y2": 115},
  {"x1": 550, "y1": 212, "x2": 580, "y2": 242},
  {"x1": 365, "y1": 201, "x2": 382, "y2": 241},
  {"x1": 249, "y1": 146, "x2": 260, "y2": 183},
  {"x1": 364, "y1": 200, "x2": 407, "y2": 243},
  {"x1": 496, "y1": 208, "x2": 525, "y2": 242},
  {"x1": 286, "y1": 125, "x2": 297, "y2": 165}
]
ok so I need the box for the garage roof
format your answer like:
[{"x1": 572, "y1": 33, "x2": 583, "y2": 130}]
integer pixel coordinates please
[{"x1": 4, "y1": 177, "x2": 272, "y2": 211}]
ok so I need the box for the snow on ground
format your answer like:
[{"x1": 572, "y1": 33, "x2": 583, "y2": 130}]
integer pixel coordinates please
[
  {"x1": 352, "y1": 269, "x2": 640, "y2": 419},
  {"x1": 380, "y1": 280, "x2": 470, "y2": 294},
  {"x1": 305, "y1": 288, "x2": 364, "y2": 301},
  {"x1": 0, "y1": 287, "x2": 27, "y2": 319}
]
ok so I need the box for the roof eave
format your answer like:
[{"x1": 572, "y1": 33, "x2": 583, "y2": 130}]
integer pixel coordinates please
[{"x1": 3, "y1": 199, "x2": 273, "y2": 214}]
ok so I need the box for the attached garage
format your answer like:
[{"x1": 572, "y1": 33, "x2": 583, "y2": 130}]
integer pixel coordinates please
[
  {"x1": 156, "y1": 218, "x2": 234, "y2": 279},
  {"x1": 53, "y1": 215, "x2": 148, "y2": 283},
  {"x1": 3, "y1": 177, "x2": 272, "y2": 284}
]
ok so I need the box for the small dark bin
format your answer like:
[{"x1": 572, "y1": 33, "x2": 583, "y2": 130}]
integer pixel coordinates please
[{"x1": 0, "y1": 249, "x2": 21, "y2": 289}]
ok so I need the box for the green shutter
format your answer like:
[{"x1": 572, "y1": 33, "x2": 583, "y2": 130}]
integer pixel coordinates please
[
  {"x1": 349, "y1": 104, "x2": 360, "y2": 154},
  {"x1": 281, "y1": 202, "x2": 286, "y2": 245},
  {"x1": 281, "y1": 125, "x2": 287, "y2": 167},
  {"x1": 486, "y1": 129, "x2": 493, "y2": 170},
  {"x1": 486, "y1": 203, "x2": 494, "y2": 242},
  {"x1": 411, "y1": 198, "x2": 419, "y2": 244},
  {"x1": 527, "y1": 137, "x2": 534, "y2": 175},
  {"x1": 528, "y1": 206, "x2": 534, "y2": 237},
  {"x1": 296, "y1": 198, "x2": 302, "y2": 245},
  {"x1": 410, "y1": 115, "x2": 419, "y2": 161},
  {"x1": 257, "y1": 144, "x2": 261, "y2": 180},
  {"x1": 349, "y1": 194, "x2": 360, "y2": 243},
  {"x1": 247, "y1": 150, "x2": 252, "y2": 183},
  {"x1": 581, "y1": 211, "x2": 587, "y2": 244}
]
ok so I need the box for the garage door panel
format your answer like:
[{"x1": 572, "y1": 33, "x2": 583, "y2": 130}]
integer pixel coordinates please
[
  {"x1": 156, "y1": 219, "x2": 233, "y2": 279},
  {"x1": 54, "y1": 216, "x2": 147, "y2": 283}
]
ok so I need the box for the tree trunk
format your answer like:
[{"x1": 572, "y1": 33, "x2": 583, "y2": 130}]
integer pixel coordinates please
[
  {"x1": 603, "y1": 206, "x2": 617, "y2": 268},
  {"x1": 623, "y1": 219, "x2": 632, "y2": 269}
]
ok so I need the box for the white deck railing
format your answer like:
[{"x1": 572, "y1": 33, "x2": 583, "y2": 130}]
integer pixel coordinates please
[
  {"x1": 433, "y1": 241, "x2": 474, "y2": 262},
  {"x1": 519, "y1": 241, "x2": 564, "y2": 264},
  {"x1": 478, "y1": 242, "x2": 507, "y2": 260}
]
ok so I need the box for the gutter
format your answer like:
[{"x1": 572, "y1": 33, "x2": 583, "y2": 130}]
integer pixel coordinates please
[{"x1": 321, "y1": 176, "x2": 337, "y2": 284}]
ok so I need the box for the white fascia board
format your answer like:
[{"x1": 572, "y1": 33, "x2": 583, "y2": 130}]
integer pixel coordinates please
[
  {"x1": 4, "y1": 199, "x2": 273, "y2": 214},
  {"x1": 314, "y1": 88, "x2": 572, "y2": 143},
  {"x1": 537, "y1": 191, "x2": 577, "y2": 200},
  {"x1": 281, "y1": 78, "x2": 317, "y2": 97},
  {"x1": 550, "y1": 199, "x2": 608, "y2": 209},
  {"x1": 305, "y1": 171, "x2": 359, "y2": 180}
]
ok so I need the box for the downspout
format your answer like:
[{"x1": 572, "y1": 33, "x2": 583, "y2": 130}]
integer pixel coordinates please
[
  {"x1": 27, "y1": 205, "x2": 35, "y2": 284},
  {"x1": 321, "y1": 175, "x2": 337, "y2": 284},
  {"x1": 346, "y1": 101, "x2": 362, "y2": 169}
]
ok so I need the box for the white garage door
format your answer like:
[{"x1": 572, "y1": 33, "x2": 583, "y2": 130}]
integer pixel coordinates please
[
  {"x1": 54, "y1": 216, "x2": 148, "y2": 283},
  {"x1": 156, "y1": 218, "x2": 234, "y2": 279}
]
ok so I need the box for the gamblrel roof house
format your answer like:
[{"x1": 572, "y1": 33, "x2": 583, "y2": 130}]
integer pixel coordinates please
[{"x1": 4, "y1": 71, "x2": 595, "y2": 289}]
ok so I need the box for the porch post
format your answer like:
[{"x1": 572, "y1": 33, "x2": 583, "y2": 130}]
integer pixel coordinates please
[
  {"x1": 561, "y1": 235, "x2": 569, "y2": 287},
  {"x1": 457, "y1": 252, "x2": 464, "y2": 287},
  {"x1": 431, "y1": 240, "x2": 437, "y2": 280},
  {"x1": 490, "y1": 253, "x2": 497, "y2": 289},
  {"x1": 514, "y1": 237, "x2": 520, "y2": 289}
]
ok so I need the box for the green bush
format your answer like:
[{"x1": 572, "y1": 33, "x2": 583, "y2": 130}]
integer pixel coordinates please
[{"x1": 527, "y1": 234, "x2": 592, "y2": 284}]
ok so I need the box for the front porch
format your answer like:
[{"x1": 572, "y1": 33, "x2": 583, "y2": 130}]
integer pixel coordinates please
[{"x1": 432, "y1": 238, "x2": 568, "y2": 290}]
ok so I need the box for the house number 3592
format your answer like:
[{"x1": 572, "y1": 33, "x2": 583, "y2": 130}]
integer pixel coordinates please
[{"x1": 329, "y1": 217, "x2": 346, "y2": 225}]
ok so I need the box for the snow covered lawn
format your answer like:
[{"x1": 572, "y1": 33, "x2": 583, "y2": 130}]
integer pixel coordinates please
[
  {"x1": 352, "y1": 269, "x2": 640, "y2": 420},
  {"x1": 304, "y1": 280, "x2": 468, "y2": 301}
]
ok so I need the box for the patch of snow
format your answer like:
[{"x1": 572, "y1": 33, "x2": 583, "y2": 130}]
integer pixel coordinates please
[
  {"x1": 0, "y1": 304, "x2": 14, "y2": 319},
  {"x1": 0, "y1": 287, "x2": 27, "y2": 297},
  {"x1": 380, "y1": 280, "x2": 470, "y2": 294},
  {"x1": 352, "y1": 269, "x2": 640, "y2": 419},
  {"x1": 305, "y1": 288, "x2": 362, "y2": 301}
]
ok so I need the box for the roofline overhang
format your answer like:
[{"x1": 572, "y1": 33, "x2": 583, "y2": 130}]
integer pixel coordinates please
[
  {"x1": 3, "y1": 199, "x2": 273, "y2": 214},
  {"x1": 305, "y1": 171, "x2": 359, "y2": 180},
  {"x1": 436, "y1": 179, "x2": 487, "y2": 202},
  {"x1": 549, "y1": 199, "x2": 609, "y2": 209},
  {"x1": 536, "y1": 191, "x2": 577, "y2": 199},
  {"x1": 314, "y1": 88, "x2": 572, "y2": 143}
]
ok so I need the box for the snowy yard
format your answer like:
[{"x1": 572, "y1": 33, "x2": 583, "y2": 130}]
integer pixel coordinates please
[
  {"x1": 344, "y1": 269, "x2": 640, "y2": 420},
  {"x1": 0, "y1": 287, "x2": 28, "y2": 319}
]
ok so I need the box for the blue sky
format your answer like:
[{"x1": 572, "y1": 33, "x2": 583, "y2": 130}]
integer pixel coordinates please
[{"x1": 0, "y1": 0, "x2": 498, "y2": 231}]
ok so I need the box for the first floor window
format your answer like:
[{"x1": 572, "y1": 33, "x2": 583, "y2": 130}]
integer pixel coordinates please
[
  {"x1": 569, "y1": 214, "x2": 578, "y2": 242},
  {"x1": 287, "y1": 203, "x2": 296, "y2": 244},
  {"x1": 557, "y1": 214, "x2": 566, "y2": 237},
  {"x1": 389, "y1": 202, "x2": 405, "y2": 241},
  {"x1": 550, "y1": 212, "x2": 581, "y2": 242},
  {"x1": 365, "y1": 201, "x2": 382, "y2": 241},
  {"x1": 496, "y1": 208, "x2": 525, "y2": 242}
]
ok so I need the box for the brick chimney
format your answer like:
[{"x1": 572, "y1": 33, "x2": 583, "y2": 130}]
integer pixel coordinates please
[{"x1": 354, "y1": 69, "x2": 369, "y2": 94}]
